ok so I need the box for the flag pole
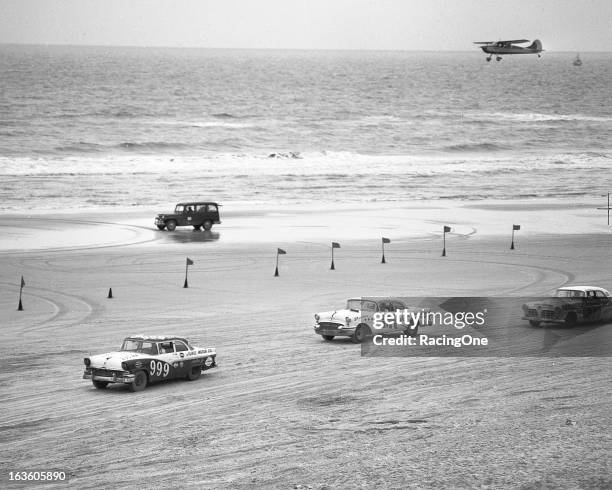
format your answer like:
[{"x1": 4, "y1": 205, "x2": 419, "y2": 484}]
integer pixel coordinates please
[
  {"x1": 442, "y1": 229, "x2": 446, "y2": 257},
  {"x1": 184, "y1": 260, "x2": 189, "y2": 288},
  {"x1": 331, "y1": 246, "x2": 335, "y2": 270},
  {"x1": 18, "y1": 278, "x2": 24, "y2": 311},
  {"x1": 274, "y1": 250, "x2": 279, "y2": 277},
  {"x1": 511, "y1": 227, "x2": 515, "y2": 250}
]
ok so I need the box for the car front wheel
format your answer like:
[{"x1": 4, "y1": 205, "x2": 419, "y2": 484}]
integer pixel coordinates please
[
  {"x1": 166, "y1": 220, "x2": 177, "y2": 231},
  {"x1": 565, "y1": 313, "x2": 577, "y2": 327},
  {"x1": 186, "y1": 365, "x2": 202, "y2": 381},
  {"x1": 352, "y1": 324, "x2": 371, "y2": 343},
  {"x1": 529, "y1": 320, "x2": 541, "y2": 327},
  {"x1": 92, "y1": 380, "x2": 108, "y2": 389},
  {"x1": 321, "y1": 335, "x2": 335, "y2": 341},
  {"x1": 129, "y1": 371, "x2": 147, "y2": 392}
]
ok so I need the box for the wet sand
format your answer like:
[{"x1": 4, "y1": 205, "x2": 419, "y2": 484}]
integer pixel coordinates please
[{"x1": 1, "y1": 202, "x2": 611, "y2": 488}]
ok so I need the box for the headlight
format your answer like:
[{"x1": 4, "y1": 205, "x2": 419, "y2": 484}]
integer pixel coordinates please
[
  {"x1": 121, "y1": 362, "x2": 128, "y2": 370},
  {"x1": 521, "y1": 304, "x2": 528, "y2": 313},
  {"x1": 83, "y1": 357, "x2": 91, "y2": 367},
  {"x1": 554, "y1": 307, "x2": 562, "y2": 319},
  {"x1": 314, "y1": 314, "x2": 320, "y2": 322},
  {"x1": 345, "y1": 317, "x2": 351, "y2": 324}
]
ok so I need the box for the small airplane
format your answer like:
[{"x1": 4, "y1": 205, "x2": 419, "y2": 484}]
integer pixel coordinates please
[{"x1": 474, "y1": 39, "x2": 543, "y2": 61}]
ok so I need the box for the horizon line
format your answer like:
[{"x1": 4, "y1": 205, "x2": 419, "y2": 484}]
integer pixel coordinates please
[{"x1": 1, "y1": 42, "x2": 610, "y2": 54}]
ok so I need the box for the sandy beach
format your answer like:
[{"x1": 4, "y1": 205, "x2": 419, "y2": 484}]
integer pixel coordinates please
[{"x1": 1, "y1": 201, "x2": 611, "y2": 488}]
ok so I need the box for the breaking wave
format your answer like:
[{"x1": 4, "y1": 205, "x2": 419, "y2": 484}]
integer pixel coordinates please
[{"x1": 443, "y1": 143, "x2": 507, "y2": 152}]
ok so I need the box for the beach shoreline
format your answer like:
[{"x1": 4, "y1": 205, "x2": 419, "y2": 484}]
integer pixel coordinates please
[{"x1": 0, "y1": 197, "x2": 608, "y2": 252}]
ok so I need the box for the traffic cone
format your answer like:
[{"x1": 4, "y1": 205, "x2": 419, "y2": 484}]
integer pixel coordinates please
[{"x1": 107, "y1": 288, "x2": 113, "y2": 299}]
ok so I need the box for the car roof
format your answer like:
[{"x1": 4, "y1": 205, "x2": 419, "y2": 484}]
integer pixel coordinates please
[
  {"x1": 125, "y1": 335, "x2": 191, "y2": 344},
  {"x1": 557, "y1": 286, "x2": 609, "y2": 293},
  {"x1": 348, "y1": 297, "x2": 406, "y2": 302},
  {"x1": 176, "y1": 202, "x2": 218, "y2": 206}
]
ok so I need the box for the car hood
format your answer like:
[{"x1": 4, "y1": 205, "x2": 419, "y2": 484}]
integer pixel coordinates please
[
  {"x1": 524, "y1": 298, "x2": 570, "y2": 309},
  {"x1": 88, "y1": 351, "x2": 150, "y2": 370},
  {"x1": 316, "y1": 309, "x2": 361, "y2": 325}
]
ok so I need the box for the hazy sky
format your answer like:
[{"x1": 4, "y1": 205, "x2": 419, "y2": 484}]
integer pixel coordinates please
[{"x1": 1, "y1": 0, "x2": 610, "y2": 51}]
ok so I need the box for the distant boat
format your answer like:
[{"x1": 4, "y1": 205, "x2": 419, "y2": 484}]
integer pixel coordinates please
[{"x1": 573, "y1": 54, "x2": 582, "y2": 66}]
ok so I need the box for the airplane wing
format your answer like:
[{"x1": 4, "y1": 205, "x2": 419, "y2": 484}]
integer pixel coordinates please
[{"x1": 474, "y1": 39, "x2": 530, "y2": 45}]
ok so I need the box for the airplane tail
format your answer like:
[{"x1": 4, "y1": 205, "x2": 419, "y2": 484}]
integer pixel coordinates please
[{"x1": 528, "y1": 39, "x2": 543, "y2": 52}]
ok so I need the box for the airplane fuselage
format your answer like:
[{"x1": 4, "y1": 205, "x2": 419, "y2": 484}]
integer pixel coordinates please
[
  {"x1": 478, "y1": 39, "x2": 543, "y2": 57},
  {"x1": 480, "y1": 45, "x2": 539, "y2": 55}
]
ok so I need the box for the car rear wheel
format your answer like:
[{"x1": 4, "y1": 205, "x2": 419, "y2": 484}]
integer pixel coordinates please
[
  {"x1": 321, "y1": 335, "x2": 335, "y2": 341},
  {"x1": 352, "y1": 324, "x2": 371, "y2": 343},
  {"x1": 203, "y1": 220, "x2": 213, "y2": 231},
  {"x1": 129, "y1": 371, "x2": 147, "y2": 392},
  {"x1": 166, "y1": 220, "x2": 177, "y2": 231},
  {"x1": 156, "y1": 225, "x2": 166, "y2": 230},
  {"x1": 186, "y1": 365, "x2": 201, "y2": 381},
  {"x1": 92, "y1": 380, "x2": 108, "y2": 389},
  {"x1": 529, "y1": 320, "x2": 541, "y2": 327}
]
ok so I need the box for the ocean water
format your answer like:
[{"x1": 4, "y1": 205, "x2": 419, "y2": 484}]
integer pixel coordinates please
[{"x1": 0, "y1": 44, "x2": 610, "y2": 211}]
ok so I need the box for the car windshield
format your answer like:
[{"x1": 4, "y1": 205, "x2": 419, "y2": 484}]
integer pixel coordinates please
[
  {"x1": 175, "y1": 205, "x2": 185, "y2": 213},
  {"x1": 555, "y1": 289, "x2": 585, "y2": 298},
  {"x1": 121, "y1": 339, "x2": 158, "y2": 354},
  {"x1": 346, "y1": 299, "x2": 377, "y2": 311}
]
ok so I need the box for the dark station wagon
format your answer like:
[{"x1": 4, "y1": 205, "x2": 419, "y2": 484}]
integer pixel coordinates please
[{"x1": 155, "y1": 202, "x2": 221, "y2": 231}]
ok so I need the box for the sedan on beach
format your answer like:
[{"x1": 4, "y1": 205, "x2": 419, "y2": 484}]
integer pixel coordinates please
[
  {"x1": 522, "y1": 286, "x2": 612, "y2": 327},
  {"x1": 313, "y1": 297, "x2": 428, "y2": 343},
  {"x1": 83, "y1": 335, "x2": 216, "y2": 392}
]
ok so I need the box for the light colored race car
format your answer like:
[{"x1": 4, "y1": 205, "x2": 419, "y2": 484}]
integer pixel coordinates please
[
  {"x1": 522, "y1": 286, "x2": 612, "y2": 327},
  {"x1": 313, "y1": 297, "x2": 427, "y2": 343},
  {"x1": 83, "y1": 335, "x2": 216, "y2": 392}
]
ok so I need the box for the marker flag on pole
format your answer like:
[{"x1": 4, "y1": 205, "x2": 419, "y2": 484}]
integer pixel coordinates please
[
  {"x1": 184, "y1": 258, "x2": 193, "y2": 288},
  {"x1": 275, "y1": 248, "x2": 286, "y2": 276},
  {"x1": 511, "y1": 225, "x2": 520, "y2": 250},
  {"x1": 442, "y1": 226, "x2": 450, "y2": 256},
  {"x1": 330, "y1": 242, "x2": 340, "y2": 270},
  {"x1": 381, "y1": 238, "x2": 390, "y2": 263}
]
